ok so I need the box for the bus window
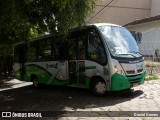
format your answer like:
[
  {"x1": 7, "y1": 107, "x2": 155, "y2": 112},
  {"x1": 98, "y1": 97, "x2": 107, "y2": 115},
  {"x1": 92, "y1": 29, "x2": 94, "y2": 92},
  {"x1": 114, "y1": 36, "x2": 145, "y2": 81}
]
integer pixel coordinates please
[
  {"x1": 69, "y1": 40, "x2": 77, "y2": 60},
  {"x1": 78, "y1": 39, "x2": 85, "y2": 60},
  {"x1": 52, "y1": 42, "x2": 66, "y2": 60},
  {"x1": 38, "y1": 39, "x2": 52, "y2": 61},
  {"x1": 88, "y1": 29, "x2": 106, "y2": 64},
  {"x1": 69, "y1": 30, "x2": 86, "y2": 60},
  {"x1": 27, "y1": 43, "x2": 37, "y2": 62},
  {"x1": 53, "y1": 44, "x2": 62, "y2": 60}
]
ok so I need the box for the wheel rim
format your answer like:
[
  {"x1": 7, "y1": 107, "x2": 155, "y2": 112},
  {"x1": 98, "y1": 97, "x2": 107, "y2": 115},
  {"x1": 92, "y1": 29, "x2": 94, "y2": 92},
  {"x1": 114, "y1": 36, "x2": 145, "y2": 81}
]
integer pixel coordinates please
[
  {"x1": 95, "y1": 81, "x2": 106, "y2": 94},
  {"x1": 34, "y1": 78, "x2": 39, "y2": 87}
]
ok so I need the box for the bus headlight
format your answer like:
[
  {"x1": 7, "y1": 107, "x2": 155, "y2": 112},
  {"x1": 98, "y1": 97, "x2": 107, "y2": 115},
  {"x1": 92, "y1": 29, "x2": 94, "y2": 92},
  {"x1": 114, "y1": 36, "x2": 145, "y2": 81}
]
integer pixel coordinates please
[{"x1": 114, "y1": 65, "x2": 125, "y2": 75}]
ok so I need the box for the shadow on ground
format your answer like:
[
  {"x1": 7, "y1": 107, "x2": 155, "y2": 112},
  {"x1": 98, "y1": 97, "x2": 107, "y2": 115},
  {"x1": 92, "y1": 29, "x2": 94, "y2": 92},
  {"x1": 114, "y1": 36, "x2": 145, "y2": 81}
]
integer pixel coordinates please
[{"x1": 0, "y1": 84, "x2": 143, "y2": 118}]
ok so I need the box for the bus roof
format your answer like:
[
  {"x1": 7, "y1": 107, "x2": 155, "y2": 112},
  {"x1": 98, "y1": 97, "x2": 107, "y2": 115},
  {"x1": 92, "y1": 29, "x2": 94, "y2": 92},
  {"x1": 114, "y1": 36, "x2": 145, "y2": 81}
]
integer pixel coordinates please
[
  {"x1": 14, "y1": 23, "x2": 124, "y2": 47},
  {"x1": 90, "y1": 23, "x2": 124, "y2": 28},
  {"x1": 13, "y1": 34, "x2": 54, "y2": 47}
]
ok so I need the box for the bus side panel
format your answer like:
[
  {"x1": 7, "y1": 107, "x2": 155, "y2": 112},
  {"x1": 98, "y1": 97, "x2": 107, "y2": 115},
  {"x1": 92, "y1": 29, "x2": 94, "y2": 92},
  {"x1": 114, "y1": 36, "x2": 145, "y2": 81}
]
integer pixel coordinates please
[
  {"x1": 25, "y1": 65, "x2": 52, "y2": 83},
  {"x1": 25, "y1": 61, "x2": 69, "y2": 86},
  {"x1": 85, "y1": 60, "x2": 110, "y2": 90}
]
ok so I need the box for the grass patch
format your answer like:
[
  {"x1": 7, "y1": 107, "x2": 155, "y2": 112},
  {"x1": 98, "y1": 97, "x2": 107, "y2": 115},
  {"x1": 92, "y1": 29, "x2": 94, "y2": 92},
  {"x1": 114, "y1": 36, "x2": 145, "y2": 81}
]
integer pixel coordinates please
[{"x1": 145, "y1": 74, "x2": 159, "y2": 81}]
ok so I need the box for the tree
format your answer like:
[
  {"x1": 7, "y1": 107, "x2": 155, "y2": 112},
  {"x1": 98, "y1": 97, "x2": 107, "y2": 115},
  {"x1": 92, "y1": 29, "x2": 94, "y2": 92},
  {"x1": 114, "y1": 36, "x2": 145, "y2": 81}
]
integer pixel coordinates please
[
  {"x1": 0, "y1": 0, "x2": 96, "y2": 44},
  {"x1": 0, "y1": 0, "x2": 96, "y2": 78}
]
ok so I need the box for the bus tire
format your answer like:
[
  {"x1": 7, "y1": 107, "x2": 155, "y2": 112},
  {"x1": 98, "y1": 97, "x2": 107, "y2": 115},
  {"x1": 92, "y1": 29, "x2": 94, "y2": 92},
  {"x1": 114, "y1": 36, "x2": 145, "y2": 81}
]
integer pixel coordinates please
[
  {"x1": 91, "y1": 78, "x2": 107, "y2": 97},
  {"x1": 32, "y1": 76, "x2": 40, "y2": 88}
]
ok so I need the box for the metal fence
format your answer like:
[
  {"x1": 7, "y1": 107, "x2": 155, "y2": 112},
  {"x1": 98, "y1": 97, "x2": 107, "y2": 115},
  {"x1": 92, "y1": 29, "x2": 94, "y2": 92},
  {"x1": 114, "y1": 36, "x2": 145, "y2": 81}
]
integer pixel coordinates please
[
  {"x1": 144, "y1": 56, "x2": 160, "y2": 75},
  {"x1": 136, "y1": 28, "x2": 160, "y2": 75}
]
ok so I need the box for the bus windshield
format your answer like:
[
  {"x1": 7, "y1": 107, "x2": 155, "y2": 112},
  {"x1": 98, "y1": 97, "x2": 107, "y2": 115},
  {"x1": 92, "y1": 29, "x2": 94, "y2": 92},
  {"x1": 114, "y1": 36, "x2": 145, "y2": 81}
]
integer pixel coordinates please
[{"x1": 98, "y1": 25, "x2": 141, "y2": 58}]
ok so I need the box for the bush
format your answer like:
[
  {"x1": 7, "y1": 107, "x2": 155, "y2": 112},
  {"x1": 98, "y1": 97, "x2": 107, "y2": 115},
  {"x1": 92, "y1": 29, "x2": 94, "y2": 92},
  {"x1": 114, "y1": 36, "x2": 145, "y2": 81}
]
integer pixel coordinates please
[{"x1": 145, "y1": 75, "x2": 159, "y2": 81}]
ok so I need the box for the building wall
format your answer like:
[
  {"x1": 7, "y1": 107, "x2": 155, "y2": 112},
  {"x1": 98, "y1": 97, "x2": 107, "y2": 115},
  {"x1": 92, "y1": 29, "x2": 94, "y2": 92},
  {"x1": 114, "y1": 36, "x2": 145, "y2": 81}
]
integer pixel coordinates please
[
  {"x1": 88, "y1": 0, "x2": 151, "y2": 25},
  {"x1": 151, "y1": 0, "x2": 160, "y2": 16},
  {"x1": 127, "y1": 21, "x2": 160, "y2": 32},
  {"x1": 88, "y1": 0, "x2": 160, "y2": 56},
  {"x1": 127, "y1": 21, "x2": 160, "y2": 56}
]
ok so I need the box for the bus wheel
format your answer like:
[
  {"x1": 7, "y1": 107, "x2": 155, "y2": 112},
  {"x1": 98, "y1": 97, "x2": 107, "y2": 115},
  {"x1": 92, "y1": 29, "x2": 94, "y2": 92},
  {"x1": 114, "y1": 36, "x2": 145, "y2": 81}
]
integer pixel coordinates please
[
  {"x1": 92, "y1": 78, "x2": 107, "y2": 96},
  {"x1": 33, "y1": 77, "x2": 40, "y2": 88}
]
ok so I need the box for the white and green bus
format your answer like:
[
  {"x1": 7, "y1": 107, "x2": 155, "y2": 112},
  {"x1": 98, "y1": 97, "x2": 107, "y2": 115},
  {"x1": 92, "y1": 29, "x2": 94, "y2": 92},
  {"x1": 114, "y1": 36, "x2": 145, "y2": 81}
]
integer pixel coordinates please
[{"x1": 14, "y1": 23, "x2": 146, "y2": 96}]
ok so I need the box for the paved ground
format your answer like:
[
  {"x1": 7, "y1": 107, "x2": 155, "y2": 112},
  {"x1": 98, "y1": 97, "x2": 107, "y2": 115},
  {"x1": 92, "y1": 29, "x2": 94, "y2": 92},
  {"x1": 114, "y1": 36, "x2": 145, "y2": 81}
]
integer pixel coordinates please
[{"x1": 0, "y1": 79, "x2": 160, "y2": 120}]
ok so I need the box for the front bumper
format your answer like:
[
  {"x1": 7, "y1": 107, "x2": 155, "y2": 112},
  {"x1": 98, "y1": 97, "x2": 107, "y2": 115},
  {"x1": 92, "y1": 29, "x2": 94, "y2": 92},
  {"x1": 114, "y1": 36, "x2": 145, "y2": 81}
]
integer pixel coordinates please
[{"x1": 110, "y1": 70, "x2": 146, "y2": 91}]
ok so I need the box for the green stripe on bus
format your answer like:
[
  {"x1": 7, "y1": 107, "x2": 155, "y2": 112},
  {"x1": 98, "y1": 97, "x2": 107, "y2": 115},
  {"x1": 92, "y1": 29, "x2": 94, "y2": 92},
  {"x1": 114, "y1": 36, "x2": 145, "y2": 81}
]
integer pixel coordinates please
[{"x1": 25, "y1": 65, "x2": 52, "y2": 84}]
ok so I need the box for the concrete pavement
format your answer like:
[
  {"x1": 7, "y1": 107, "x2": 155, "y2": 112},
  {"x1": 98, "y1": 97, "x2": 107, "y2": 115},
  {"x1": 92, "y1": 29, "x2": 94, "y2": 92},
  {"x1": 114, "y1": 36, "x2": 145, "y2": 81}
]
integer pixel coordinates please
[{"x1": 0, "y1": 79, "x2": 160, "y2": 120}]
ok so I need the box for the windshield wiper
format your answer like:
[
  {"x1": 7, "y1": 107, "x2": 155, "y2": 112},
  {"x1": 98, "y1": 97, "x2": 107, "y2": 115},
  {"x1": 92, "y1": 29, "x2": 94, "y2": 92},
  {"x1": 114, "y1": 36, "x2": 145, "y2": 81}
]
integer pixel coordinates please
[
  {"x1": 129, "y1": 51, "x2": 143, "y2": 56},
  {"x1": 117, "y1": 53, "x2": 136, "y2": 58}
]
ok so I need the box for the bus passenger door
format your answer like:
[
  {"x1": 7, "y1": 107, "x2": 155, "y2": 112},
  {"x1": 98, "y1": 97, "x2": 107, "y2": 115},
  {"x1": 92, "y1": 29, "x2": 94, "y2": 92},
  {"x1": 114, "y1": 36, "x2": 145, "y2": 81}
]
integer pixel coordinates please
[
  {"x1": 68, "y1": 34, "x2": 86, "y2": 85},
  {"x1": 68, "y1": 40, "x2": 78, "y2": 84},
  {"x1": 77, "y1": 39, "x2": 86, "y2": 84}
]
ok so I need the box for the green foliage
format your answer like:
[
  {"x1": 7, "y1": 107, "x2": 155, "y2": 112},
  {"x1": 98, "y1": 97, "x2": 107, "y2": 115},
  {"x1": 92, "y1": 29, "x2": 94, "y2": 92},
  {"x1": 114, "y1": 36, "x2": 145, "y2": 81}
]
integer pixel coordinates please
[
  {"x1": 0, "y1": 0, "x2": 96, "y2": 59},
  {"x1": 0, "y1": 0, "x2": 96, "y2": 44},
  {"x1": 145, "y1": 74, "x2": 159, "y2": 81}
]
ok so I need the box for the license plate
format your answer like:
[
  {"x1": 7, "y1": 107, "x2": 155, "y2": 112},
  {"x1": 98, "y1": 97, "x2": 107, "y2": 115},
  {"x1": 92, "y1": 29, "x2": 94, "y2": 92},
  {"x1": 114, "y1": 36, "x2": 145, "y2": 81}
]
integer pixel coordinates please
[{"x1": 133, "y1": 83, "x2": 139, "y2": 87}]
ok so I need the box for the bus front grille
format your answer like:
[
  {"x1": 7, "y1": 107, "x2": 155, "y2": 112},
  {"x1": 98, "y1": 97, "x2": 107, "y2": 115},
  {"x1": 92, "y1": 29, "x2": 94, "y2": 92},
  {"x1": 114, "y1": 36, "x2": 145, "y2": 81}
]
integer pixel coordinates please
[{"x1": 126, "y1": 69, "x2": 143, "y2": 75}]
